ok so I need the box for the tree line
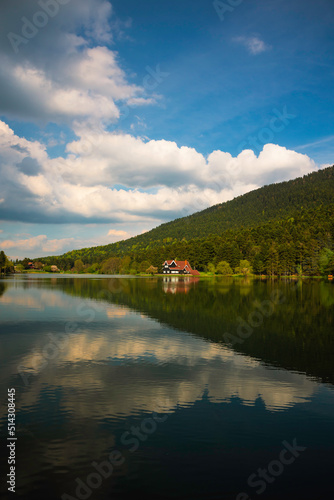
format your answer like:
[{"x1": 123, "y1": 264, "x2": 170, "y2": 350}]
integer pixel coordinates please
[
  {"x1": 16, "y1": 166, "x2": 334, "y2": 276},
  {"x1": 18, "y1": 203, "x2": 334, "y2": 276},
  {"x1": 0, "y1": 251, "x2": 15, "y2": 274}
]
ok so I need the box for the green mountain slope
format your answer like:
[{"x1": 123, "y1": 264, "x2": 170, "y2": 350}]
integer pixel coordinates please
[
  {"x1": 27, "y1": 165, "x2": 334, "y2": 275},
  {"x1": 117, "y1": 165, "x2": 334, "y2": 245}
]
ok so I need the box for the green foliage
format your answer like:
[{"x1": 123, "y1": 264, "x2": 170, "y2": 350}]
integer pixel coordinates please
[
  {"x1": 207, "y1": 263, "x2": 216, "y2": 274},
  {"x1": 6, "y1": 258, "x2": 14, "y2": 273},
  {"x1": 319, "y1": 248, "x2": 334, "y2": 275},
  {"x1": 216, "y1": 261, "x2": 233, "y2": 275},
  {"x1": 74, "y1": 259, "x2": 84, "y2": 273},
  {"x1": 235, "y1": 260, "x2": 253, "y2": 276},
  {"x1": 252, "y1": 254, "x2": 264, "y2": 275},
  {"x1": 326, "y1": 254, "x2": 334, "y2": 275},
  {"x1": 52, "y1": 276, "x2": 334, "y2": 384},
  {"x1": 139, "y1": 260, "x2": 151, "y2": 273},
  {"x1": 99, "y1": 164, "x2": 334, "y2": 244},
  {"x1": 101, "y1": 257, "x2": 121, "y2": 275},
  {"x1": 119, "y1": 256, "x2": 131, "y2": 275},
  {"x1": 17, "y1": 165, "x2": 334, "y2": 277},
  {"x1": 85, "y1": 263, "x2": 100, "y2": 274},
  {"x1": 21, "y1": 258, "x2": 32, "y2": 270},
  {"x1": 146, "y1": 265, "x2": 158, "y2": 275},
  {"x1": 0, "y1": 251, "x2": 6, "y2": 271},
  {"x1": 0, "y1": 251, "x2": 14, "y2": 274}
]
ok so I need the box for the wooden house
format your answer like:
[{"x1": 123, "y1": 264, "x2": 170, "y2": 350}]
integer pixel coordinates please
[{"x1": 162, "y1": 260, "x2": 200, "y2": 276}]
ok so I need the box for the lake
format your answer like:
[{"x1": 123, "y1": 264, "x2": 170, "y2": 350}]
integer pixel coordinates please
[{"x1": 0, "y1": 274, "x2": 333, "y2": 499}]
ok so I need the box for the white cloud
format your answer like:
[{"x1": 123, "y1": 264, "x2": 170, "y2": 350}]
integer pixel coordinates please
[
  {"x1": 0, "y1": 120, "x2": 318, "y2": 228},
  {"x1": 0, "y1": 1, "x2": 155, "y2": 126},
  {"x1": 206, "y1": 144, "x2": 315, "y2": 188},
  {"x1": 12, "y1": 323, "x2": 319, "y2": 415},
  {"x1": 0, "y1": 229, "x2": 136, "y2": 258},
  {"x1": 84, "y1": 0, "x2": 114, "y2": 43},
  {"x1": 127, "y1": 97, "x2": 158, "y2": 106},
  {"x1": 61, "y1": 128, "x2": 315, "y2": 192},
  {"x1": 234, "y1": 36, "x2": 271, "y2": 55},
  {"x1": 0, "y1": 235, "x2": 75, "y2": 253},
  {"x1": 107, "y1": 229, "x2": 130, "y2": 238},
  {"x1": 0, "y1": 1, "x2": 327, "y2": 262},
  {"x1": 1, "y1": 47, "x2": 142, "y2": 124},
  {"x1": 63, "y1": 132, "x2": 207, "y2": 188}
]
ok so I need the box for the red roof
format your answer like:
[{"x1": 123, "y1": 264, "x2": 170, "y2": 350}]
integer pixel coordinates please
[
  {"x1": 164, "y1": 260, "x2": 200, "y2": 274},
  {"x1": 165, "y1": 260, "x2": 189, "y2": 269}
]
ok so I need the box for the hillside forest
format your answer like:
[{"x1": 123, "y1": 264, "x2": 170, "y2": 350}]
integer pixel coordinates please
[{"x1": 14, "y1": 165, "x2": 334, "y2": 277}]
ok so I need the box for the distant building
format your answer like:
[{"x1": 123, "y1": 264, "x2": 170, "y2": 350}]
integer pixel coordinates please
[{"x1": 162, "y1": 260, "x2": 200, "y2": 276}]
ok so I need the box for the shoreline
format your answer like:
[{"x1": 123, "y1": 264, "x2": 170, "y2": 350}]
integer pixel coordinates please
[{"x1": 7, "y1": 271, "x2": 333, "y2": 280}]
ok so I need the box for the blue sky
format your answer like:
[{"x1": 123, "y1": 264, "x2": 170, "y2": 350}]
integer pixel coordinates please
[{"x1": 0, "y1": 0, "x2": 333, "y2": 259}]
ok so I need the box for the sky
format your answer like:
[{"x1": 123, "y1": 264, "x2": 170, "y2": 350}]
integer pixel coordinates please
[{"x1": 0, "y1": 0, "x2": 333, "y2": 259}]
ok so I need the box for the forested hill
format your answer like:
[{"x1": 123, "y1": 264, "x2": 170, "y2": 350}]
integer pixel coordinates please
[
  {"x1": 153, "y1": 165, "x2": 334, "y2": 239},
  {"x1": 24, "y1": 165, "x2": 334, "y2": 276}
]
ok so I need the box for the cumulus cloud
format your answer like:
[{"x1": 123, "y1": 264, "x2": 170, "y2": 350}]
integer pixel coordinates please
[
  {"x1": 0, "y1": 1, "x2": 322, "y2": 260},
  {"x1": 0, "y1": 230, "x2": 134, "y2": 258},
  {"x1": 0, "y1": 47, "x2": 146, "y2": 125},
  {"x1": 0, "y1": 120, "x2": 318, "y2": 227},
  {"x1": 61, "y1": 127, "x2": 316, "y2": 191},
  {"x1": 0, "y1": 3, "x2": 319, "y2": 238},
  {"x1": 234, "y1": 36, "x2": 271, "y2": 55},
  {"x1": 84, "y1": 0, "x2": 114, "y2": 43},
  {"x1": 107, "y1": 229, "x2": 131, "y2": 238},
  {"x1": 0, "y1": 235, "x2": 75, "y2": 253},
  {"x1": 0, "y1": 1, "x2": 154, "y2": 126}
]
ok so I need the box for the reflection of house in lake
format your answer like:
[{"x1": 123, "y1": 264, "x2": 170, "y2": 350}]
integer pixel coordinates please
[
  {"x1": 163, "y1": 276, "x2": 200, "y2": 294},
  {"x1": 162, "y1": 260, "x2": 200, "y2": 275}
]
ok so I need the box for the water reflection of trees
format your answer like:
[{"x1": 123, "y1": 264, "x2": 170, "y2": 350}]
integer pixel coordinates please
[
  {"x1": 44, "y1": 276, "x2": 334, "y2": 385},
  {"x1": 0, "y1": 282, "x2": 8, "y2": 298},
  {"x1": 6, "y1": 276, "x2": 334, "y2": 384}
]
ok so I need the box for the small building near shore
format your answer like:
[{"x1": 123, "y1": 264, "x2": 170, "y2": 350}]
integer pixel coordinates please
[{"x1": 162, "y1": 260, "x2": 200, "y2": 276}]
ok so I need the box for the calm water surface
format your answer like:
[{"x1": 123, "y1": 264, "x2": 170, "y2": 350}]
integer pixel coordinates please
[{"x1": 0, "y1": 275, "x2": 333, "y2": 499}]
